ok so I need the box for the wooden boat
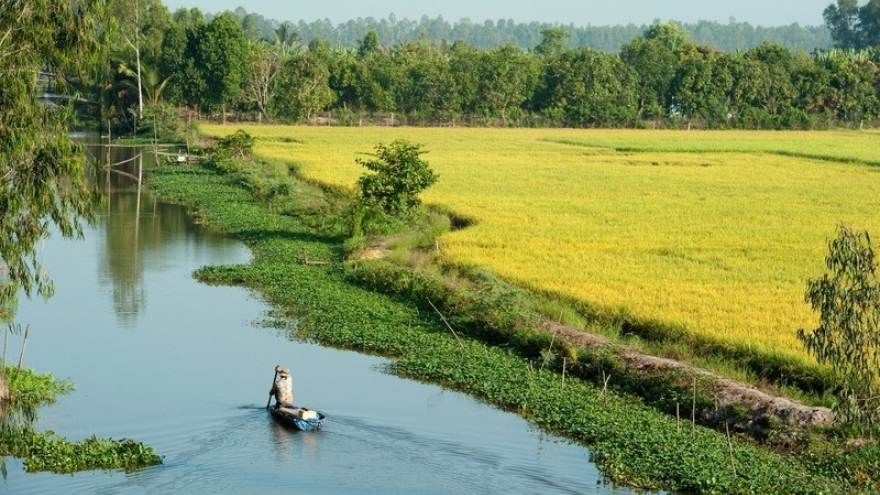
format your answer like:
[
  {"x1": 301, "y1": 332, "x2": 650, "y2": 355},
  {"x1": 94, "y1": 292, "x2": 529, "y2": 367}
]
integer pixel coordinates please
[{"x1": 271, "y1": 406, "x2": 326, "y2": 431}]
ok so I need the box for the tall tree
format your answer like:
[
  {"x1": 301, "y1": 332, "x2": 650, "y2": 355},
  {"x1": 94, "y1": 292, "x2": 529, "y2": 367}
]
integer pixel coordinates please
[
  {"x1": 240, "y1": 13, "x2": 262, "y2": 42},
  {"x1": 159, "y1": 10, "x2": 206, "y2": 109},
  {"x1": 534, "y1": 27, "x2": 570, "y2": 56},
  {"x1": 670, "y1": 47, "x2": 734, "y2": 127},
  {"x1": 353, "y1": 50, "x2": 396, "y2": 113},
  {"x1": 744, "y1": 43, "x2": 799, "y2": 126},
  {"x1": 358, "y1": 30, "x2": 381, "y2": 58},
  {"x1": 195, "y1": 13, "x2": 249, "y2": 117},
  {"x1": 799, "y1": 225, "x2": 880, "y2": 429},
  {"x1": 272, "y1": 52, "x2": 335, "y2": 121},
  {"x1": 326, "y1": 47, "x2": 360, "y2": 114},
  {"x1": 157, "y1": 22, "x2": 191, "y2": 106},
  {"x1": 621, "y1": 23, "x2": 690, "y2": 122},
  {"x1": 822, "y1": 52, "x2": 879, "y2": 122},
  {"x1": 859, "y1": 0, "x2": 880, "y2": 48},
  {"x1": 1, "y1": 0, "x2": 107, "y2": 394},
  {"x1": 107, "y1": 0, "x2": 171, "y2": 71},
  {"x1": 274, "y1": 21, "x2": 300, "y2": 47},
  {"x1": 447, "y1": 41, "x2": 483, "y2": 117},
  {"x1": 824, "y1": 0, "x2": 879, "y2": 49},
  {"x1": 390, "y1": 41, "x2": 459, "y2": 121},
  {"x1": 241, "y1": 41, "x2": 282, "y2": 120},
  {"x1": 478, "y1": 44, "x2": 539, "y2": 123},
  {"x1": 540, "y1": 48, "x2": 638, "y2": 127}
]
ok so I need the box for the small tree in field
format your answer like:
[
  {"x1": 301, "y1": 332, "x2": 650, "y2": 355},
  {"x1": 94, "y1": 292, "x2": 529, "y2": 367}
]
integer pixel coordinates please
[
  {"x1": 798, "y1": 225, "x2": 880, "y2": 429},
  {"x1": 356, "y1": 140, "x2": 438, "y2": 216}
]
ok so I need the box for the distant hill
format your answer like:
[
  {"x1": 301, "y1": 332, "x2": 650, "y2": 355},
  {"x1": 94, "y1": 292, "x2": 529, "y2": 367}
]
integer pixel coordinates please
[{"x1": 217, "y1": 8, "x2": 832, "y2": 53}]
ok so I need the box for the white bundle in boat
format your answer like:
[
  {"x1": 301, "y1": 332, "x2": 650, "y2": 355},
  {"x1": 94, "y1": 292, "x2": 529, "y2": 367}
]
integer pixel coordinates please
[{"x1": 296, "y1": 409, "x2": 317, "y2": 420}]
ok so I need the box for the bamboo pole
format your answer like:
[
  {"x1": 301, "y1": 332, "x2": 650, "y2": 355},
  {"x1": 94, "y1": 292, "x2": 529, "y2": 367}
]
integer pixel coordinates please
[
  {"x1": 17, "y1": 324, "x2": 29, "y2": 371},
  {"x1": 539, "y1": 326, "x2": 559, "y2": 372},
  {"x1": 427, "y1": 299, "x2": 464, "y2": 350},
  {"x1": 266, "y1": 368, "x2": 279, "y2": 409},
  {"x1": 726, "y1": 423, "x2": 737, "y2": 478},
  {"x1": 2, "y1": 325, "x2": 7, "y2": 374},
  {"x1": 561, "y1": 357, "x2": 567, "y2": 389},
  {"x1": 601, "y1": 370, "x2": 611, "y2": 406},
  {"x1": 692, "y1": 376, "x2": 697, "y2": 439},
  {"x1": 676, "y1": 403, "x2": 681, "y2": 434}
]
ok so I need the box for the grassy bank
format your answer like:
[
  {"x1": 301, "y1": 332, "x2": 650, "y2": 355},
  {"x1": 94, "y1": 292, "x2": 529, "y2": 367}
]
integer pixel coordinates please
[{"x1": 144, "y1": 152, "x2": 877, "y2": 493}]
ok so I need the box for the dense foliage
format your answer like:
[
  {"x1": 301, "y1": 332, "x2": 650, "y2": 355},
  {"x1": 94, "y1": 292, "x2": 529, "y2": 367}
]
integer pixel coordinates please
[
  {"x1": 0, "y1": 0, "x2": 105, "y2": 321},
  {"x1": 824, "y1": 0, "x2": 880, "y2": 49},
  {"x1": 0, "y1": 0, "x2": 109, "y2": 406},
  {"x1": 97, "y1": 3, "x2": 877, "y2": 132},
  {"x1": 213, "y1": 8, "x2": 832, "y2": 53}
]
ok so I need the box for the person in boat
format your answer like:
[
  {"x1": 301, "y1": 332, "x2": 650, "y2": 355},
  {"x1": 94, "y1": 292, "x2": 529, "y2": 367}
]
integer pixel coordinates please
[{"x1": 269, "y1": 365, "x2": 294, "y2": 409}]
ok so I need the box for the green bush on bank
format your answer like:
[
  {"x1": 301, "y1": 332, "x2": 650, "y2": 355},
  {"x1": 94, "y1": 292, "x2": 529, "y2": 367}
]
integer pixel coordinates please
[{"x1": 144, "y1": 156, "x2": 877, "y2": 494}]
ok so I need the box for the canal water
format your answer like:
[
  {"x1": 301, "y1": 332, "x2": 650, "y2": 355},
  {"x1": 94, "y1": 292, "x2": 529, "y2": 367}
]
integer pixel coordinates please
[{"x1": 1, "y1": 147, "x2": 640, "y2": 494}]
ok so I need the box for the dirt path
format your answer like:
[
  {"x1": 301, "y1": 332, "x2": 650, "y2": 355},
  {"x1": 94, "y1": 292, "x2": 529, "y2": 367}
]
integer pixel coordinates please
[{"x1": 540, "y1": 321, "x2": 834, "y2": 431}]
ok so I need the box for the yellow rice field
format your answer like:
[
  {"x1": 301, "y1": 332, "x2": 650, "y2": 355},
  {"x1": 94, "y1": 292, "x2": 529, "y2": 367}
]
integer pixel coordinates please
[{"x1": 202, "y1": 124, "x2": 880, "y2": 362}]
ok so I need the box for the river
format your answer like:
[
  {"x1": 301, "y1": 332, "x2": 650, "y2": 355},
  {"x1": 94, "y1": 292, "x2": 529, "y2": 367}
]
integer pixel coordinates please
[{"x1": 1, "y1": 146, "x2": 641, "y2": 494}]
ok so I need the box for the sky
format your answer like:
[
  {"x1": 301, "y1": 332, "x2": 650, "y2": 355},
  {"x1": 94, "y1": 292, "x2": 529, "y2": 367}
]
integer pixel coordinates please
[{"x1": 161, "y1": 0, "x2": 833, "y2": 27}]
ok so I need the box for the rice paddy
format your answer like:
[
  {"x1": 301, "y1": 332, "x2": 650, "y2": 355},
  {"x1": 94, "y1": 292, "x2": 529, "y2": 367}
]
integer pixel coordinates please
[{"x1": 201, "y1": 124, "x2": 880, "y2": 364}]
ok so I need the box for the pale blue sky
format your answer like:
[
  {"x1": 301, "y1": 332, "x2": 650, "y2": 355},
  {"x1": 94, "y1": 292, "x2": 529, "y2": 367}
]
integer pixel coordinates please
[{"x1": 161, "y1": 0, "x2": 834, "y2": 27}]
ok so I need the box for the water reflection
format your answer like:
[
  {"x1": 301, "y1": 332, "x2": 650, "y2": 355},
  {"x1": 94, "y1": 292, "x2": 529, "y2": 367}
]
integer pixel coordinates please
[
  {"x1": 269, "y1": 411, "x2": 320, "y2": 460},
  {"x1": 0, "y1": 375, "x2": 38, "y2": 435},
  {"x1": 88, "y1": 145, "x2": 205, "y2": 325},
  {"x1": 96, "y1": 193, "x2": 204, "y2": 325}
]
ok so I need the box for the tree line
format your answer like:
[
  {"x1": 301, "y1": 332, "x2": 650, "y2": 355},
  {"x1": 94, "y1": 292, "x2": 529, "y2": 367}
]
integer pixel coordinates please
[
  {"x1": 96, "y1": 1, "x2": 880, "y2": 138},
  {"x1": 224, "y1": 8, "x2": 832, "y2": 54}
]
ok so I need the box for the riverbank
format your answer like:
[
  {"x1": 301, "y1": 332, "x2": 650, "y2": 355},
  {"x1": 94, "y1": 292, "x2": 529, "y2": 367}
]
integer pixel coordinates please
[{"x1": 144, "y1": 150, "x2": 877, "y2": 493}]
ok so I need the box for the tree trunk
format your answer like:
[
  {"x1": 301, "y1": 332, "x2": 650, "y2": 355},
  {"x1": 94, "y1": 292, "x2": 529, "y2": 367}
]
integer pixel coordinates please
[{"x1": 0, "y1": 374, "x2": 8, "y2": 402}]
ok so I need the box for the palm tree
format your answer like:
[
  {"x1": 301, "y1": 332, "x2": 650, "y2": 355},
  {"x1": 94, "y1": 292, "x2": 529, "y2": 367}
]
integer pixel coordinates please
[{"x1": 117, "y1": 61, "x2": 172, "y2": 108}]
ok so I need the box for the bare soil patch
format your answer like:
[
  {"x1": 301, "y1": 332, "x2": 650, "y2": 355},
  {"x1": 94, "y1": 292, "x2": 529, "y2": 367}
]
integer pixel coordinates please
[{"x1": 538, "y1": 321, "x2": 833, "y2": 434}]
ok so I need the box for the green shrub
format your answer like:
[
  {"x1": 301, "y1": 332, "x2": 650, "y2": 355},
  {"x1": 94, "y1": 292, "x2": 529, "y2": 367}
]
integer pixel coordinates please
[{"x1": 356, "y1": 140, "x2": 438, "y2": 215}]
